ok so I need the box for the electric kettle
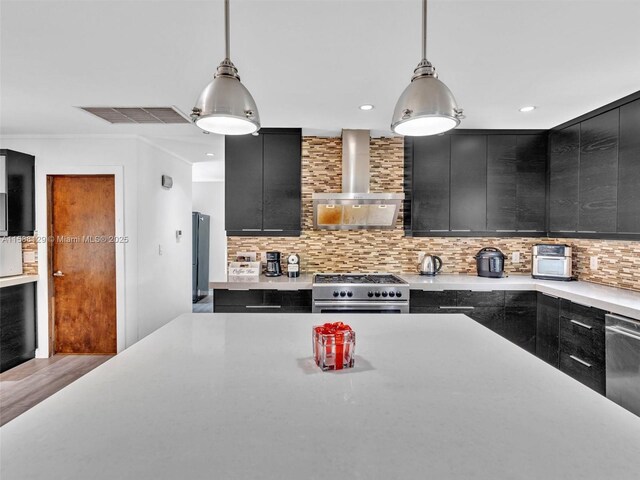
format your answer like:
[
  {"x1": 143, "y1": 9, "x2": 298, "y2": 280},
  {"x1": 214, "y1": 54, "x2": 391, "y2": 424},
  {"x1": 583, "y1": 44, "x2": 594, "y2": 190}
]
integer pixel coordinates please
[{"x1": 417, "y1": 255, "x2": 443, "y2": 276}]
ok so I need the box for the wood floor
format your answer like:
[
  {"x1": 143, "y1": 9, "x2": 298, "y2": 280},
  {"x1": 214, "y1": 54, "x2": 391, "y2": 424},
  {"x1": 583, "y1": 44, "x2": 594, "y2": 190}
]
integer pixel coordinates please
[{"x1": 0, "y1": 354, "x2": 113, "y2": 426}]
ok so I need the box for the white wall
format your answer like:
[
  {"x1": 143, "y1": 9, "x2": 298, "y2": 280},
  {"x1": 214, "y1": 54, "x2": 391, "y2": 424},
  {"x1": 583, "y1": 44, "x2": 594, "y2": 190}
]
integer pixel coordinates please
[
  {"x1": 192, "y1": 181, "x2": 226, "y2": 282},
  {"x1": 0, "y1": 135, "x2": 192, "y2": 355},
  {"x1": 136, "y1": 139, "x2": 192, "y2": 339}
]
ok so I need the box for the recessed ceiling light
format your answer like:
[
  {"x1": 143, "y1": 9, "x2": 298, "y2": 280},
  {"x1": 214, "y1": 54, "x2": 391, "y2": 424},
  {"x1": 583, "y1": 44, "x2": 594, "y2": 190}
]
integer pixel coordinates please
[
  {"x1": 519, "y1": 106, "x2": 537, "y2": 113},
  {"x1": 359, "y1": 104, "x2": 374, "y2": 111},
  {"x1": 206, "y1": 152, "x2": 215, "y2": 157}
]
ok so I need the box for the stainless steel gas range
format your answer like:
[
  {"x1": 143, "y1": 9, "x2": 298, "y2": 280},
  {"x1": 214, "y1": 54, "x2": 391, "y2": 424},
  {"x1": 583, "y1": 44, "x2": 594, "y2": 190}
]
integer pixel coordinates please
[{"x1": 312, "y1": 273, "x2": 410, "y2": 313}]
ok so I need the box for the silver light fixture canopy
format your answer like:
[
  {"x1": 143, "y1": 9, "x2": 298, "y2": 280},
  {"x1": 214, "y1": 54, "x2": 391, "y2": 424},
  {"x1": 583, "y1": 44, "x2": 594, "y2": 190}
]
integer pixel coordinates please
[
  {"x1": 191, "y1": 0, "x2": 260, "y2": 135},
  {"x1": 391, "y1": 0, "x2": 463, "y2": 136}
]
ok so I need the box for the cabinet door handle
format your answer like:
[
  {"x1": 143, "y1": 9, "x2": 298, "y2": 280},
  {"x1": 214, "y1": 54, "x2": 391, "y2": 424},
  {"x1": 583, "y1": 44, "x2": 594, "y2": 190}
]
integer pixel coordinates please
[
  {"x1": 263, "y1": 229, "x2": 284, "y2": 232},
  {"x1": 439, "y1": 306, "x2": 474, "y2": 310},
  {"x1": 570, "y1": 319, "x2": 592, "y2": 330},
  {"x1": 246, "y1": 305, "x2": 282, "y2": 309},
  {"x1": 569, "y1": 355, "x2": 592, "y2": 368},
  {"x1": 241, "y1": 228, "x2": 261, "y2": 231},
  {"x1": 577, "y1": 231, "x2": 596, "y2": 233},
  {"x1": 450, "y1": 229, "x2": 471, "y2": 232}
]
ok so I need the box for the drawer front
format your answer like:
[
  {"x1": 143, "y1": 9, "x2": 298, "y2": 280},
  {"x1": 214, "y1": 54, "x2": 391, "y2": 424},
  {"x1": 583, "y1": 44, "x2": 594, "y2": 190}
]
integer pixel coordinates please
[
  {"x1": 559, "y1": 316, "x2": 605, "y2": 366},
  {"x1": 213, "y1": 305, "x2": 285, "y2": 313},
  {"x1": 559, "y1": 300, "x2": 607, "y2": 327},
  {"x1": 214, "y1": 289, "x2": 281, "y2": 306},
  {"x1": 504, "y1": 306, "x2": 537, "y2": 354},
  {"x1": 457, "y1": 290, "x2": 505, "y2": 307},
  {"x1": 409, "y1": 290, "x2": 457, "y2": 307},
  {"x1": 559, "y1": 349, "x2": 605, "y2": 394}
]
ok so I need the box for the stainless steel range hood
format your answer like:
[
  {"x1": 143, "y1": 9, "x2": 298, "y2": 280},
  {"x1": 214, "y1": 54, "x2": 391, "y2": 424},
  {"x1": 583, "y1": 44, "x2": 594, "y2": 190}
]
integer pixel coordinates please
[{"x1": 312, "y1": 130, "x2": 404, "y2": 230}]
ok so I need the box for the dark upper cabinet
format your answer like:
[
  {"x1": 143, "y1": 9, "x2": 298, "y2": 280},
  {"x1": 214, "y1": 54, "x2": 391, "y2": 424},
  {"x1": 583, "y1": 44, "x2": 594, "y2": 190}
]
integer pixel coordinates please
[
  {"x1": 515, "y1": 134, "x2": 547, "y2": 232},
  {"x1": 225, "y1": 129, "x2": 302, "y2": 236},
  {"x1": 617, "y1": 99, "x2": 640, "y2": 234},
  {"x1": 487, "y1": 135, "x2": 517, "y2": 231},
  {"x1": 412, "y1": 135, "x2": 450, "y2": 232},
  {"x1": 549, "y1": 125, "x2": 580, "y2": 233},
  {"x1": 578, "y1": 110, "x2": 619, "y2": 233},
  {"x1": 225, "y1": 135, "x2": 263, "y2": 232},
  {"x1": 0, "y1": 282, "x2": 37, "y2": 373},
  {"x1": 450, "y1": 135, "x2": 487, "y2": 232},
  {"x1": 1, "y1": 149, "x2": 35, "y2": 236},
  {"x1": 486, "y1": 134, "x2": 546, "y2": 233},
  {"x1": 262, "y1": 132, "x2": 302, "y2": 232}
]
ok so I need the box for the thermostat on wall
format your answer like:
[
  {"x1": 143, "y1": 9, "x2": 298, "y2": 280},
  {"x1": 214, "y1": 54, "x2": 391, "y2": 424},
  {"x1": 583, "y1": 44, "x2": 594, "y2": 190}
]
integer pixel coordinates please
[{"x1": 161, "y1": 175, "x2": 173, "y2": 189}]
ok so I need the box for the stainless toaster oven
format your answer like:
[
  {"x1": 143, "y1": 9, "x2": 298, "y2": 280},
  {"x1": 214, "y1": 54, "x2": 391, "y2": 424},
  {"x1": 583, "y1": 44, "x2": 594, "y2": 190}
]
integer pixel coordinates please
[{"x1": 532, "y1": 244, "x2": 572, "y2": 281}]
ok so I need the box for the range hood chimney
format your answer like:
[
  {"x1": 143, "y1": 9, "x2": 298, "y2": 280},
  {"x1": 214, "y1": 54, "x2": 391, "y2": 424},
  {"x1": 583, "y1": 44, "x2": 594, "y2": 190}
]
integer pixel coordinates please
[{"x1": 312, "y1": 129, "x2": 404, "y2": 230}]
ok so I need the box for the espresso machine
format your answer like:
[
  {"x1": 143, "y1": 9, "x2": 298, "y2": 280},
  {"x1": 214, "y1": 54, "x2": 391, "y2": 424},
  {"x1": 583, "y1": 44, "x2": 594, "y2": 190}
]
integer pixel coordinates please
[{"x1": 265, "y1": 251, "x2": 282, "y2": 277}]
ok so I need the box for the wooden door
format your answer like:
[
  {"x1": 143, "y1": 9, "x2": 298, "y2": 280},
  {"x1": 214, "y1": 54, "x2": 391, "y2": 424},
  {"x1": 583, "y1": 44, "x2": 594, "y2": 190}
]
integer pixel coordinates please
[{"x1": 49, "y1": 175, "x2": 116, "y2": 354}]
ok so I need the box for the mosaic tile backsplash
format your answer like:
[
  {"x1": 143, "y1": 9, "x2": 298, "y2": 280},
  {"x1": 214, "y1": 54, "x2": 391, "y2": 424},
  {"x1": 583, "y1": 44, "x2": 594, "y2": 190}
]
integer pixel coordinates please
[{"x1": 230, "y1": 136, "x2": 640, "y2": 292}]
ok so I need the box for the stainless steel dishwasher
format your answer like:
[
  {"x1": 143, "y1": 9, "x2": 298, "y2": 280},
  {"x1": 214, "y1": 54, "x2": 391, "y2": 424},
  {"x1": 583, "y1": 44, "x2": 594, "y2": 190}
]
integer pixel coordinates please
[{"x1": 605, "y1": 314, "x2": 640, "y2": 416}]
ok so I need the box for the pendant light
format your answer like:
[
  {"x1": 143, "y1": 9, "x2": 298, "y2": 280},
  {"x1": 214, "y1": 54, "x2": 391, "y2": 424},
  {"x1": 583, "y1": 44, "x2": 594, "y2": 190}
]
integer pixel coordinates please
[
  {"x1": 391, "y1": 0, "x2": 463, "y2": 136},
  {"x1": 191, "y1": 0, "x2": 260, "y2": 135}
]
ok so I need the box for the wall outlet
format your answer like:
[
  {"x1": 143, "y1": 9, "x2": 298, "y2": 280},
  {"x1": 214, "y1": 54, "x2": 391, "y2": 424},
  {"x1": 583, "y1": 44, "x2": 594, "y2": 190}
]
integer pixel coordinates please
[
  {"x1": 23, "y1": 251, "x2": 36, "y2": 263},
  {"x1": 590, "y1": 256, "x2": 598, "y2": 270},
  {"x1": 158, "y1": 244, "x2": 163, "y2": 256},
  {"x1": 511, "y1": 252, "x2": 521, "y2": 264}
]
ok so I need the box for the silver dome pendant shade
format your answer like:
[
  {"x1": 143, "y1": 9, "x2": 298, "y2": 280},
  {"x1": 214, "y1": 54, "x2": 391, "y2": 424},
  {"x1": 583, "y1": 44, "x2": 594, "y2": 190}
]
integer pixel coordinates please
[
  {"x1": 391, "y1": 0, "x2": 463, "y2": 136},
  {"x1": 192, "y1": 0, "x2": 260, "y2": 135}
]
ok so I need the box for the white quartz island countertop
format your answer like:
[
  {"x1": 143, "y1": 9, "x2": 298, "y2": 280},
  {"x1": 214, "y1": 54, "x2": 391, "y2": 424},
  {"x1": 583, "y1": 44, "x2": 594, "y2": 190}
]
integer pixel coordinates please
[
  {"x1": 2, "y1": 313, "x2": 640, "y2": 479},
  {"x1": 0, "y1": 274, "x2": 38, "y2": 289}
]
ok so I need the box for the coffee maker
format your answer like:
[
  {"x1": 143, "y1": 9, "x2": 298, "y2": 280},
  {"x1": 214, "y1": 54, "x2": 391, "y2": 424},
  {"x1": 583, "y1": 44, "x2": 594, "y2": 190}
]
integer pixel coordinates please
[
  {"x1": 265, "y1": 251, "x2": 282, "y2": 277},
  {"x1": 287, "y1": 253, "x2": 300, "y2": 278}
]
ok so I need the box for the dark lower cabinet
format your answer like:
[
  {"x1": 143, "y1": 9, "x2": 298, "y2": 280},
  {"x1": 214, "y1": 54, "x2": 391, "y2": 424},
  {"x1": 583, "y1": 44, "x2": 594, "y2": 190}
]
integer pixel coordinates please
[
  {"x1": 536, "y1": 293, "x2": 560, "y2": 367},
  {"x1": 558, "y1": 300, "x2": 606, "y2": 394},
  {"x1": 0, "y1": 282, "x2": 37, "y2": 373},
  {"x1": 504, "y1": 291, "x2": 537, "y2": 354},
  {"x1": 213, "y1": 289, "x2": 311, "y2": 313}
]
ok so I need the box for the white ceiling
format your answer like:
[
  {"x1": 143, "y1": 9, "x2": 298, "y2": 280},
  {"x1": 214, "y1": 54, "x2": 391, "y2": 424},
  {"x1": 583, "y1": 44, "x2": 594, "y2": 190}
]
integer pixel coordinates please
[{"x1": 2, "y1": 0, "x2": 640, "y2": 180}]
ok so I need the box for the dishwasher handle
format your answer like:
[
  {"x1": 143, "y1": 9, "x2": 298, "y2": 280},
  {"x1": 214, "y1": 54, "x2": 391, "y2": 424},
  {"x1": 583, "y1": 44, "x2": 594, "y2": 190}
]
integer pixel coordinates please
[{"x1": 605, "y1": 326, "x2": 640, "y2": 341}]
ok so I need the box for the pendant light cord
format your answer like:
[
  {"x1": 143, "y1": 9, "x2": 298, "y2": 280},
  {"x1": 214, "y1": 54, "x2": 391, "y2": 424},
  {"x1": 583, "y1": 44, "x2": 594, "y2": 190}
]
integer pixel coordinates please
[
  {"x1": 225, "y1": 0, "x2": 230, "y2": 60},
  {"x1": 422, "y1": 0, "x2": 427, "y2": 60}
]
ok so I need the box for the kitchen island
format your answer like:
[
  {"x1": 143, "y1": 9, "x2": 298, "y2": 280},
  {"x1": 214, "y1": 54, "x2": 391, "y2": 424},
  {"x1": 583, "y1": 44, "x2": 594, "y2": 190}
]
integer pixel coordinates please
[{"x1": 2, "y1": 313, "x2": 640, "y2": 479}]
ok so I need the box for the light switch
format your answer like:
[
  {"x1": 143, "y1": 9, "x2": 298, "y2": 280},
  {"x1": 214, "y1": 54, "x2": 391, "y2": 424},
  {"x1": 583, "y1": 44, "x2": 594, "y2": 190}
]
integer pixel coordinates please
[
  {"x1": 590, "y1": 256, "x2": 598, "y2": 270},
  {"x1": 23, "y1": 251, "x2": 36, "y2": 263}
]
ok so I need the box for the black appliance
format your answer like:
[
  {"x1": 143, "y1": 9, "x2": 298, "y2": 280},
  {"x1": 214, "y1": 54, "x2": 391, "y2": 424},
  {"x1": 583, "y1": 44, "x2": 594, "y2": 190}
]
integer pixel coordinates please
[
  {"x1": 312, "y1": 273, "x2": 410, "y2": 313},
  {"x1": 192, "y1": 212, "x2": 210, "y2": 303},
  {"x1": 265, "y1": 251, "x2": 282, "y2": 277},
  {"x1": 475, "y1": 247, "x2": 505, "y2": 278}
]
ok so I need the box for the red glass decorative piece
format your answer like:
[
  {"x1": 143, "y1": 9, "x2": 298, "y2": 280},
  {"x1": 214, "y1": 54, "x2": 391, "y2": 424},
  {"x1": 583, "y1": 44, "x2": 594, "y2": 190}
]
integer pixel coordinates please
[{"x1": 313, "y1": 322, "x2": 356, "y2": 371}]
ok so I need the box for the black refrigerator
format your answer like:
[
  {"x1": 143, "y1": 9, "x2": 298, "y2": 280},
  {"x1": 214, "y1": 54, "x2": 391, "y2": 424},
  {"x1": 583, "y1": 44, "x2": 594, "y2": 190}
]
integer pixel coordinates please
[{"x1": 192, "y1": 212, "x2": 210, "y2": 303}]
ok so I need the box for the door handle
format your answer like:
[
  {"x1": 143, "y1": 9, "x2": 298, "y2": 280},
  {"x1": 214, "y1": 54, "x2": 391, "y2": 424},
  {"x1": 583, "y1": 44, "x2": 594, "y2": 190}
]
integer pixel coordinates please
[{"x1": 53, "y1": 270, "x2": 65, "y2": 277}]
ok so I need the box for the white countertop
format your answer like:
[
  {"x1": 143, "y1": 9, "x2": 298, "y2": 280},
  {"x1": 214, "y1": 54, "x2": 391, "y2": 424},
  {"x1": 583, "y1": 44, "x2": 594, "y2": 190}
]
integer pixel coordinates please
[
  {"x1": 2, "y1": 313, "x2": 640, "y2": 479},
  {"x1": 210, "y1": 273, "x2": 314, "y2": 290},
  {"x1": 0, "y1": 274, "x2": 38, "y2": 289}
]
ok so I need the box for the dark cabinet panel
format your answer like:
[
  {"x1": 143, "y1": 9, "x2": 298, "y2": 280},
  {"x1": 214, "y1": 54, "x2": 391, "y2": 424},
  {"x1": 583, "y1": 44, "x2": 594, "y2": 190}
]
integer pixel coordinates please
[
  {"x1": 450, "y1": 135, "x2": 487, "y2": 231},
  {"x1": 468, "y1": 307, "x2": 505, "y2": 335},
  {"x1": 263, "y1": 133, "x2": 302, "y2": 232},
  {"x1": 617, "y1": 99, "x2": 640, "y2": 233},
  {"x1": 225, "y1": 130, "x2": 302, "y2": 236},
  {"x1": 213, "y1": 289, "x2": 311, "y2": 313},
  {"x1": 504, "y1": 291, "x2": 537, "y2": 354},
  {"x1": 559, "y1": 350, "x2": 605, "y2": 395},
  {"x1": 486, "y1": 136, "x2": 517, "y2": 231},
  {"x1": 1, "y1": 149, "x2": 36, "y2": 236},
  {"x1": 409, "y1": 290, "x2": 457, "y2": 309},
  {"x1": 412, "y1": 135, "x2": 450, "y2": 232},
  {"x1": 578, "y1": 110, "x2": 619, "y2": 233},
  {"x1": 515, "y1": 134, "x2": 547, "y2": 231},
  {"x1": 457, "y1": 290, "x2": 505, "y2": 307},
  {"x1": 225, "y1": 135, "x2": 264, "y2": 232},
  {"x1": 536, "y1": 293, "x2": 560, "y2": 367},
  {"x1": 549, "y1": 126, "x2": 580, "y2": 233},
  {"x1": 0, "y1": 282, "x2": 37, "y2": 373}
]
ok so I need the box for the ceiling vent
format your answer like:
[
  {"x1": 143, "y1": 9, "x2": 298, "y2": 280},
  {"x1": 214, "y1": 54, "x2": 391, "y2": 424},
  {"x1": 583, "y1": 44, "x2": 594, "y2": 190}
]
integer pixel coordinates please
[{"x1": 79, "y1": 106, "x2": 190, "y2": 124}]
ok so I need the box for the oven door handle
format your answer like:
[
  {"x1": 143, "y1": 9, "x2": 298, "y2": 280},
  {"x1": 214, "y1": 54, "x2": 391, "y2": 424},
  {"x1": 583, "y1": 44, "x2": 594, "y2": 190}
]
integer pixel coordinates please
[{"x1": 313, "y1": 300, "x2": 407, "y2": 307}]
